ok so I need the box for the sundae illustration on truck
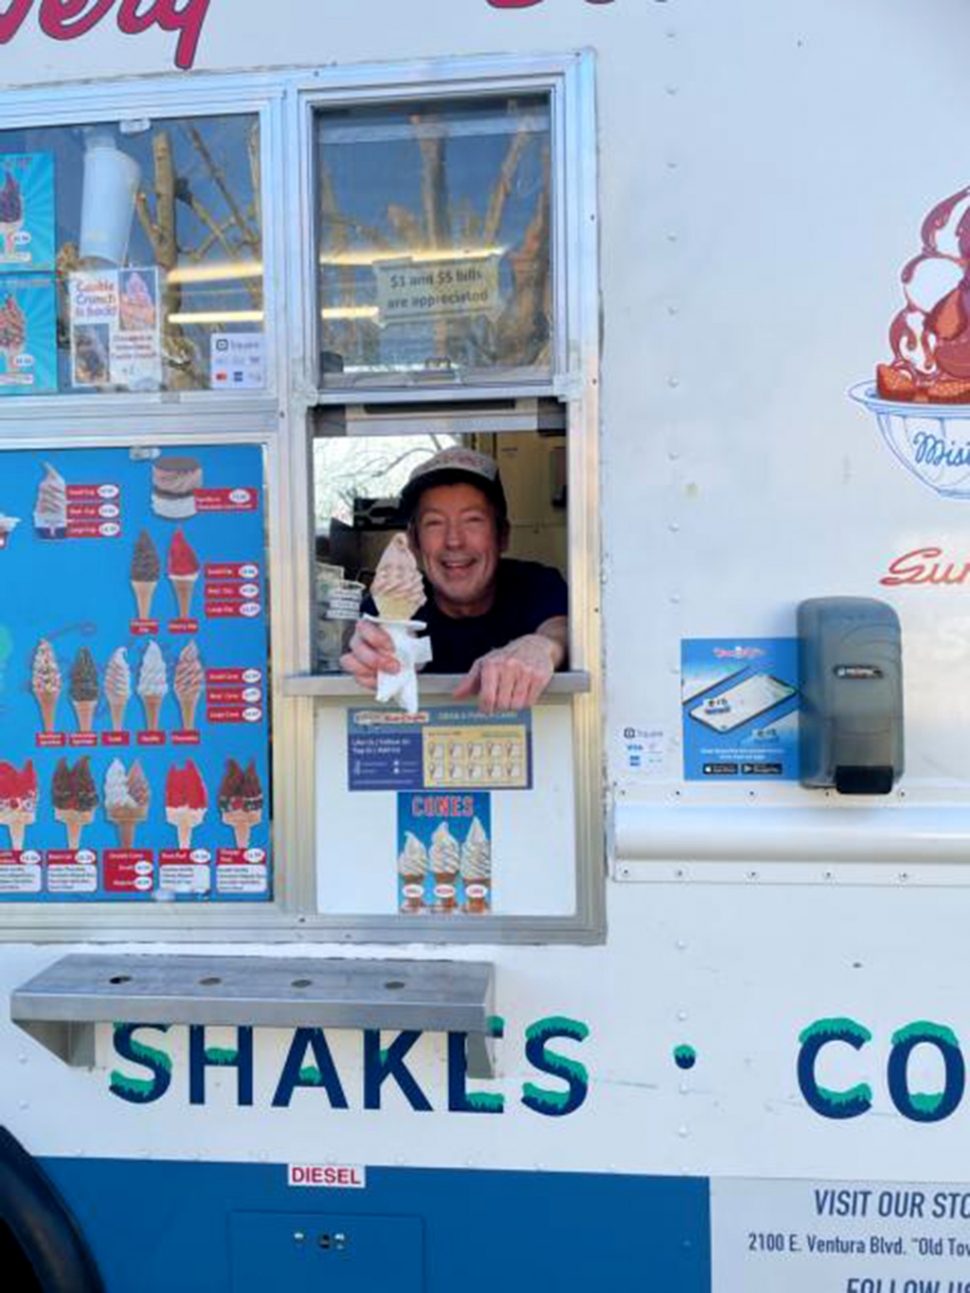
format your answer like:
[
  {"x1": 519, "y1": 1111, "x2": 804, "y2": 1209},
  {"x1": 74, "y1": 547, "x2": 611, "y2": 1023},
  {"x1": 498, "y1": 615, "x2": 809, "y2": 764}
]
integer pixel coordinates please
[{"x1": 854, "y1": 185, "x2": 970, "y2": 496}]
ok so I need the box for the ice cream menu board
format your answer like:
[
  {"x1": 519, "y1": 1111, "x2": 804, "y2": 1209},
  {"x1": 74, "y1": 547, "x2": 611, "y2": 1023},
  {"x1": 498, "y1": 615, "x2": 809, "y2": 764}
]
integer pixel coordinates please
[{"x1": 0, "y1": 444, "x2": 272, "y2": 903}]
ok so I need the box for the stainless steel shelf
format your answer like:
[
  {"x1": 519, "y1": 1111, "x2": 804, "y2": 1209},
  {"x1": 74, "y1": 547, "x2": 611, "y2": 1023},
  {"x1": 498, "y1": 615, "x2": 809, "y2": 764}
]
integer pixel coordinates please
[{"x1": 12, "y1": 953, "x2": 496, "y2": 1075}]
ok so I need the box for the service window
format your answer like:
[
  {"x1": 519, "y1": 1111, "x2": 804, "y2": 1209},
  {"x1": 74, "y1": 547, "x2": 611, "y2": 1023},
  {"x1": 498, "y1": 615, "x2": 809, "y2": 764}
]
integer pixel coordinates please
[
  {"x1": 0, "y1": 113, "x2": 264, "y2": 396},
  {"x1": 314, "y1": 94, "x2": 553, "y2": 388},
  {"x1": 312, "y1": 418, "x2": 567, "y2": 673},
  {"x1": 301, "y1": 64, "x2": 599, "y2": 939}
]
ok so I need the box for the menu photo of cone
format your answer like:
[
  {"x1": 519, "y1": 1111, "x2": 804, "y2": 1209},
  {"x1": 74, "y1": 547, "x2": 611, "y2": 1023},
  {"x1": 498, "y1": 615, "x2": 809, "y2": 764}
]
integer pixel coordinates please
[
  {"x1": 0, "y1": 759, "x2": 38, "y2": 851},
  {"x1": 167, "y1": 528, "x2": 200, "y2": 621},
  {"x1": 104, "y1": 647, "x2": 131, "y2": 732},
  {"x1": 217, "y1": 758, "x2": 263, "y2": 849},
  {"x1": 68, "y1": 646, "x2": 98, "y2": 733},
  {"x1": 137, "y1": 641, "x2": 168, "y2": 731},
  {"x1": 31, "y1": 638, "x2": 61, "y2": 733},
  {"x1": 33, "y1": 462, "x2": 66, "y2": 540},
  {"x1": 51, "y1": 756, "x2": 98, "y2": 851},
  {"x1": 130, "y1": 529, "x2": 160, "y2": 622},
  {"x1": 174, "y1": 640, "x2": 204, "y2": 731},
  {"x1": 165, "y1": 759, "x2": 207, "y2": 850},
  {"x1": 104, "y1": 759, "x2": 150, "y2": 850}
]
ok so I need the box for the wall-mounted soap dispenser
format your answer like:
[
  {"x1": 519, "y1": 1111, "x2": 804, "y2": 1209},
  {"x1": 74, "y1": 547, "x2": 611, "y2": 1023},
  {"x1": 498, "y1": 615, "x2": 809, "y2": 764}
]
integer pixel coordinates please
[{"x1": 798, "y1": 597, "x2": 903, "y2": 795}]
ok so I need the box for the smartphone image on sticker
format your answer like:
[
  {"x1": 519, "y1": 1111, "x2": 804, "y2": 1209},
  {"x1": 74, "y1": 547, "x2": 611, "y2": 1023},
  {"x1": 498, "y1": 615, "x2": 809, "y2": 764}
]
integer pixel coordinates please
[
  {"x1": 681, "y1": 665, "x2": 747, "y2": 706},
  {"x1": 688, "y1": 672, "x2": 797, "y2": 734}
]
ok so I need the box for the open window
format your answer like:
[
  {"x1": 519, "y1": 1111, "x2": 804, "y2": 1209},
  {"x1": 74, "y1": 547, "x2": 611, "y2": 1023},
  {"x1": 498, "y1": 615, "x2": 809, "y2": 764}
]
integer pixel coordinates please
[{"x1": 311, "y1": 401, "x2": 567, "y2": 673}]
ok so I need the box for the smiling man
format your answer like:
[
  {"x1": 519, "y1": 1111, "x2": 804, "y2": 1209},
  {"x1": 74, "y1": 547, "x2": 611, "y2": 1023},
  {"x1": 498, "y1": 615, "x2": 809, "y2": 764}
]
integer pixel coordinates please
[{"x1": 341, "y1": 447, "x2": 568, "y2": 712}]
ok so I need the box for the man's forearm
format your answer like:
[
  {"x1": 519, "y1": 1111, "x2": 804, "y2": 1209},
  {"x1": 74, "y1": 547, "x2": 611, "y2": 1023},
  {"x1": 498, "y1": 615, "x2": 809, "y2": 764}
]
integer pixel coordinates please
[{"x1": 534, "y1": 615, "x2": 569, "y2": 670}]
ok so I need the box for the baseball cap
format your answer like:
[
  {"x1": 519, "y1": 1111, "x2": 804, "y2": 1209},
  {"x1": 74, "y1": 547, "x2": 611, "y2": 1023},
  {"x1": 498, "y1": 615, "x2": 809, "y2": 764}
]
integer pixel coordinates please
[{"x1": 398, "y1": 447, "x2": 508, "y2": 523}]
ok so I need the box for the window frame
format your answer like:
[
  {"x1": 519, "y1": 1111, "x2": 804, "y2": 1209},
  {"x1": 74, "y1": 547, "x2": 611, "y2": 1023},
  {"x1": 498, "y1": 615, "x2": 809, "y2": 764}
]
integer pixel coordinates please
[
  {"x1": 286, "y1": 52, "x2": 604, "y2": 945},
  {"x1": 0, "y1": 52, "x2": 603, "y2": 945},
  {"x1": 0, "y1": 74, "x2": 283, "y2": 415}
]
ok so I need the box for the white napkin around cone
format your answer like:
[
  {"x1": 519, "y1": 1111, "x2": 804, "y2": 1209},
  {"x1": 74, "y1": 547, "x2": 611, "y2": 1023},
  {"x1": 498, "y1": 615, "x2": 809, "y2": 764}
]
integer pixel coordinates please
[{"x1": 365, "y1": 615, "x2": 433, "y2": 715}]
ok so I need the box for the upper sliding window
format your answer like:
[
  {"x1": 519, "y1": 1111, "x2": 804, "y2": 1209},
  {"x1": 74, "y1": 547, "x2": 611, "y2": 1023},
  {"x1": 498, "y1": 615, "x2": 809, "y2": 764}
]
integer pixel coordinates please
[
  {"x1": 0, "y1": 113, "x2": 263, "y2": 398},
  {"x1": 314, "y1": 94, "x2": 553, "y2": 390}
]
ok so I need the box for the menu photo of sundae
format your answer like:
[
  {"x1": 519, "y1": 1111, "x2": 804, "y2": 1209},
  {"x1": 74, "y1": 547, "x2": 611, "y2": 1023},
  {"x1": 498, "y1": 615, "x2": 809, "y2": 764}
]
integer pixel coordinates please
[
  {"x1": 0, "y1": 278, "x2": 57, "y2": 394},
  {"x1": 0, "y1": 153, "x2": 55, "y2": 271},
  {"x1": 852, "y1": 185, "x2": 970, "y2": 498}
]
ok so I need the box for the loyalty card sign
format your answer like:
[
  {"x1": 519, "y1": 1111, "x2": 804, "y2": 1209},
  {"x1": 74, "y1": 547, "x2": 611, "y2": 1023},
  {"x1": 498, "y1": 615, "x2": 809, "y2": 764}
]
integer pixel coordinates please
[
  {"x1": 0, "y1": 278, "x2": 57, "y2": 393},
  {"x1": 681, "y1": 638, "x2": 800, "y2": 780},
  {"x1": 348, "y1": 706, "x2": 533, "y2": 792},
  {"x1": 0, "y1": 444, "x2": 271, "y2": 904},
  {"x1": 0, "y1": 154, "x2": 55, "y2": 271}
]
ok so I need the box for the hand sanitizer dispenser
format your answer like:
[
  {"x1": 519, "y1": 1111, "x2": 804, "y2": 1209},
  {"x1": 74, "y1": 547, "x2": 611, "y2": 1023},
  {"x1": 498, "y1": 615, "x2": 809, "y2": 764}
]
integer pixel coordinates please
[{"x1": 798, "y1": 597, "x2": 904, "y2": 795}]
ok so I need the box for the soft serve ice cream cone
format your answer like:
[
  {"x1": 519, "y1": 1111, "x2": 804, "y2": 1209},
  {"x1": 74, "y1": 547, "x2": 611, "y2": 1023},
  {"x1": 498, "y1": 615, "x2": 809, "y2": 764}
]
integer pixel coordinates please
[
  {"x1": 367, "y1": 533, "x2": 431, "y2": 714},
  {"x1": 167, "y1": 528, "x2": 200, "y2": 620},
  {"x1": 33, "y1": 463, "x2": 67, "y2": 540},
  {"x1": 104, "y1": 759, "x2": 150, "y2": 849},
  {"x1": 137, "y1": 640, "x2": 168, "y2": 731},
  {"x1": 174, "y1": 640, "x2": 204, "y2": 730},
  {"x1": 397, "y1": 831, "x2": 429, "y2": 913},
  {"x1": 460, "y1": 817, "x2": 492, "y2": 914},
  {"x1": 130, "y1": 529, "x2": 160, "y2": 621},
  {"x1": 430, "y1": 821, "x2": 460, "y2": 914},
  {"x1": 32, "y1": 639, "x2": 62, "y2": 733},
  {"x1": 371, "y1": 533, "x2": 427, "y2": 622},
  {"x1": 68, "y1": 646, "x2": 99, "y2": 733},
  {"x1": 105, "y1": 647, "x2": 131, "y2": 731}
]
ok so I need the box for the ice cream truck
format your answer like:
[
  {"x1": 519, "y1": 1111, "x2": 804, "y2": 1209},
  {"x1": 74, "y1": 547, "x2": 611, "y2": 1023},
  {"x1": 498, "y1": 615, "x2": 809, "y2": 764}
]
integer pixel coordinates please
[{"x1": 1, "y1": 1, "x2": 970, "y2": 1290}]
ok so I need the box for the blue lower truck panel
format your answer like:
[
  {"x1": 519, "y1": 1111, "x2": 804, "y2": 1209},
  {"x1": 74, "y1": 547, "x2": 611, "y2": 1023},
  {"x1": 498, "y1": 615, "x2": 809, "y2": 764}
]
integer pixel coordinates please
[{"x1": 41, "y1": 1159, "x2": 711, "y2": 1292}]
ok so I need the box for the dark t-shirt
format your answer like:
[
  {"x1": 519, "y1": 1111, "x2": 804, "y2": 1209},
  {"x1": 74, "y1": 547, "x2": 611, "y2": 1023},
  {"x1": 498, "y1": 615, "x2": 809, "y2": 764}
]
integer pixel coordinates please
[{"x1": 364, "y1": 559, "x2": 568, "y2": 674}]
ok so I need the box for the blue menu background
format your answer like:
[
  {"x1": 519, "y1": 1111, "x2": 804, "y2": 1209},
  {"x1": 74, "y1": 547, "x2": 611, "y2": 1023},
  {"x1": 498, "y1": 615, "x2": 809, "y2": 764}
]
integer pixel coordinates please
[{"x1": 0, "y1": 443, "x2": 271, "y2": 903}]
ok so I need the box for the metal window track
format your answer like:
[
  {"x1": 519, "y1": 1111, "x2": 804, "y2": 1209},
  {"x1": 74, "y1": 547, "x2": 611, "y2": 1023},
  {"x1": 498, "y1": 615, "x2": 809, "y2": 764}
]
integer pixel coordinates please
[{"x1": 11, "y1": 953, "x2": 496, "y2": 1076}]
